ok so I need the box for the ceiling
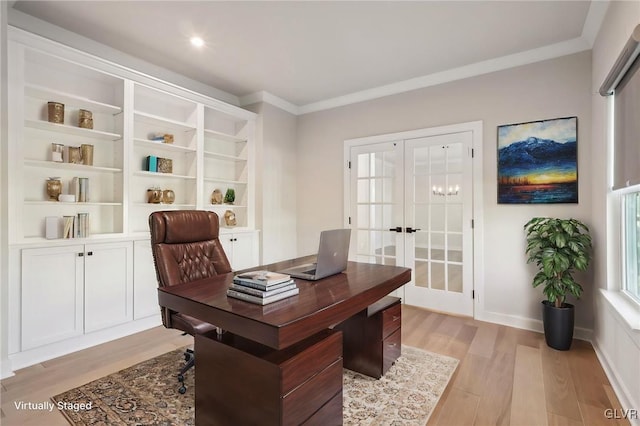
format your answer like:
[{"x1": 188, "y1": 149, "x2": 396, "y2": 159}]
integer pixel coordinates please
[{"x1": 9, "y1": 1, "x2": 605, "y2": 113}]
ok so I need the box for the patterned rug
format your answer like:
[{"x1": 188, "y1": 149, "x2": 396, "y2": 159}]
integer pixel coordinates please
[{"x1": 52, "y1": 345, "x2": 458, "y2": 425}]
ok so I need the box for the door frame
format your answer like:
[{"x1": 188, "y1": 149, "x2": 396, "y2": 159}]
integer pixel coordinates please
[{"x1": 344, "y1": 121, "x2": 484, "y2": 319}]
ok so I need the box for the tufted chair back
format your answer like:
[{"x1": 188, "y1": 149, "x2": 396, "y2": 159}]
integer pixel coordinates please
[{"x1": 149, "y1": 210, "x2": 232, "y2": 330}]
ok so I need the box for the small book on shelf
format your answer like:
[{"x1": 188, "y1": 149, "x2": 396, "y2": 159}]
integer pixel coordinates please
[
  {"x1": 226, "y1": 287, "x2": 299, "y2": 305},
  {"x1": 233, "y1": 270, "x2": 291, "y2": 286}
]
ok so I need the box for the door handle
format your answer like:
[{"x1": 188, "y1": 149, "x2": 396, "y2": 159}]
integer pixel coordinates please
[
  {"x1": 405, "y1": 227, "x2": 422, "y2": 233},
  {"x1": 388, "y1": 227, "x2": 402, "y2": 233}
]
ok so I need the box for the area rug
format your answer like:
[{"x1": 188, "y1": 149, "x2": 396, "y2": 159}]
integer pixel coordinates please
[{"x1": 52, "y1": 345, "x2": 458, "y2": 425}]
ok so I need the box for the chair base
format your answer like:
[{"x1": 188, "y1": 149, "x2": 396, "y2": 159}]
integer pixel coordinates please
[{"x1": 177, "y1": 348, "x2": 194, "y2": 394}]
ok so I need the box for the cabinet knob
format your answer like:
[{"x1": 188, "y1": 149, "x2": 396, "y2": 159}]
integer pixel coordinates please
[
  {"x1": 78, "y1": 252, "x2": 84, "y2": 257},
  {"x1": 87, "y1": 251, "x2": 93, "y2": 256}
]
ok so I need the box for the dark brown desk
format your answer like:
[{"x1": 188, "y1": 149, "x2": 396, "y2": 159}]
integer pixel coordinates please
[{"x1": 158, "y1": 258, "x2": 411, "y2": 425}]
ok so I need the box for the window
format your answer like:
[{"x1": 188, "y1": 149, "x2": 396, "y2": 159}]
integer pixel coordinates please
[
  {"x1": 624, "y1": 192, "x2": 640, "y2": 301},
  {"x1": 600, "y1": 25, "x2": 640, "y2": 303}
]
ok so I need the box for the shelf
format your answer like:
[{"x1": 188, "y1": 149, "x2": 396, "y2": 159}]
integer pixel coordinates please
[
  {"x1": 25, "y1": 84, "x2": 122, "y2": 115},
  {"x1": 133, "y1": 138, "x2": 196, "y2": 153},
  {"x1": 134, "y1": 111, "x2": 196, "y2": 131},
  {"x1": 132, "y1": 203, "x2": 196, "y2": 208},
  {"x1": 133, "y1": 171, "x2": 196, "y2": 180},
  {"x1": 204, "y1": 177, "x2": 247, "y2": 185},
  {"x1": 16, "y1": 233, "x2": 128, "y2": 245},
  {"x1": 203, "y1": 151, "x2": 247, "y2": 162},
  {"x1": 25, "y1": 119, "x2": 122, "y2": 141},
  {"x1": 204, "y1": 128, "x2": 247, "y2": 143},
  {"x1": 207, "y1": 204, "x2": 247, "y2": 209},
  {"x1": 24, "y1": 159, "x2": 122, "y2": 173},
  {"x1": 24, "y1": 200, "x2": 123, "y2": 206}
]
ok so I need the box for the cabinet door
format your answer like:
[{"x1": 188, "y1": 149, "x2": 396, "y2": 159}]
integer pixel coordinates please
[
  {"x1": 133, "y1": 240, "x2": 161, "y2": 320},
  {"x1": 84, "y1": 241, "x2": 133, "y2": 332},
  {"x1": 217, "y1": 232, "x2": 258, "y2": 270},
  {"x1": 21, "y1": 245, "x2": 84, "y2": 350}
]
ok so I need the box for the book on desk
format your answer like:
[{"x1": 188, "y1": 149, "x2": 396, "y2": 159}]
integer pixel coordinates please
[{"x1": 227, "y1": 271, "x2": 299, "y2": 305}]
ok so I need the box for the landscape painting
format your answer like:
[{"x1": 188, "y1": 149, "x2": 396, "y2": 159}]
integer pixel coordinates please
[{"x1": 498, "y1": 116, "x2": 578, "y2": 204}]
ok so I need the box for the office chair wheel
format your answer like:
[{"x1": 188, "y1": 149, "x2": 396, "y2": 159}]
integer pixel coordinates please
[{"x1": 178, "y1": 385, "x2": 187, "y2": 394}]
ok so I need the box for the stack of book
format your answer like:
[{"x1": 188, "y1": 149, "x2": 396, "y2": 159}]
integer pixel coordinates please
[{"x1": 227, "y1": 271, "x2": 298, "y2": 305}]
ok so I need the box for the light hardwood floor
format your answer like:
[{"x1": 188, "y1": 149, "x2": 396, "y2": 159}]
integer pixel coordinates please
[{"x1": 0, "y1": 306, "x2": 629, "y2": 426}]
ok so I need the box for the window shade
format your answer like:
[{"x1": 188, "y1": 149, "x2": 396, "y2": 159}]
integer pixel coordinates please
[
  {"x1": 600, "y1": 25, "x2": 640, "y2": 190},
  {"x1": 613, "y1": 56, "x2": 640, "y2": 189}
]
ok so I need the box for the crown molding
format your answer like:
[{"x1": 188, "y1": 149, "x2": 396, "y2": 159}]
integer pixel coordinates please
[
  {"x1": 239, "y1": 91, "x2": 300, "y2": 115},
  {"x1": 297, "y1": 36, "x2": 591, "y2": 115},
  {"x1": 243, "y1": 1, "x2": 608, "y2": 116},
  {"x1": 581, "y1": 0, "x2": 610, "y2": 47}
]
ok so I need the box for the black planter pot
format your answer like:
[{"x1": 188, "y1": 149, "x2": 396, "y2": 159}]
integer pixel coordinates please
[{"x1": 542, "y1": 300, "x2": 575, "y2": 350}]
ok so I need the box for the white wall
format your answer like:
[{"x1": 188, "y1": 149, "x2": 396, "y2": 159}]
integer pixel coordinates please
[
  {"x1": 296, "y1": 51, "x2": 594, "y2": 331},
  {"x1": 246, "y1": 102, "x2": 298, "y2": 264},
  {"x1": 590, "y1": 0, "x2": 640, "y2": 419},
  {"x1": 0, "y1": 0, "x2": 11, "y2": 379}
]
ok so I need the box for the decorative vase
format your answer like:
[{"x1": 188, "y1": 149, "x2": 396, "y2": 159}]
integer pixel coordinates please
[
  {"x1": 81, "y1": 144, "x2": 94, "y2": 166},
  {"x1": 46, "y1": 177, "x2": 62, "y2": 201},
  {"x1": 211, "y1": 189, "x2": 223, "y2": 204},
  {"x1": 542, "y1": 301, "x2": 574, "y2": 351},
  {"x1": 147, "y1": 189, "x2": 162, "y2": 204},
  {"x1": 162, "y1": 189, "x2": 175, "y2": 204},
  {"x1": 47, "y1": 102, "x2": 64, "y2": 124},
  {"x1": 224, "y1": 188, "x2": 235, "y2": 204},
  {"x1": 78, "y1": 109, "x2": 93, "y2": 129}
]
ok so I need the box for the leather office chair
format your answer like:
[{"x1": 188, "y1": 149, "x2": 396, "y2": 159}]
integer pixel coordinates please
[{"x1": 149, "y1": 210, "x2": 232, "y2": 394}]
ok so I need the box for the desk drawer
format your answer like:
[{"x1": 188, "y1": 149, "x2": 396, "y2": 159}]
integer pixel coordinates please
[
  {"x1": 282, "y1": 358, "x2": 343, "y2": 426},
  {"x1": 280, "y1": 330, "x2": 342, "y2": 395},
  {"x1": 382, "y1": 328, "x2": 401, "y2": 375},
  {"x1": 382, "y1": 302, "x2": 402, "y2": 339}
]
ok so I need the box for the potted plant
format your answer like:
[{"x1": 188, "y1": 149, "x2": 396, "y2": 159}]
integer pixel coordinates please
[{"x1": 524, "y1": 217, "x2": 592, "y2": 350}]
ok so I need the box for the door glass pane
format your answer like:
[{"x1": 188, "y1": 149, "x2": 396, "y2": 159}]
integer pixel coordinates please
[
  {"x1": 430, "y1": 145, "x2": 446, "y2": 174},
  {"x1": 431, "y1": 205, "x2": 445, "y2": 232},
  {"x1": 448, "y1": 264, "x2": 463, "y2": 293},
  {"x1": 447, "y1": 204, "x2": 462, "y2": 232},
  {"x1": 415, "y1": 232, "x2": 428, "y2": 260},
  {"x1": 414, "y1": 175, "x2": 430, "y2": 203},
  {"x1": 431, "y1": 175, "x2": 447, "y2": 204},
  {"x1": 383, "y1": 232, "x2": 396, "y2": 257},
  {"x1": 431, "y1": 262, "x2": 445, "y2": 290},
  {"x1": 373, "y1": 152, "x2": 385, "y2": 176},
  {"x1": 357, "y1": 153, "x2": 370, "y2": 178},
  {"x1": 356, "y1": 230, "x2": 370, "y2": 255},
  {"x1": 415, "y1": 260, "x2": 428, "y2": 288},
  {"x1": 414, "y1": 147, "x2": 429, "y2": 171},
  {"x1": 431, "y1": 233, "x2": 445, "y2": 260},
  {"x1": 383, "y1": 151, "x2": 395, "y2": 177},
  {"x1": 372, "y1": 178, "x2": 384, "y2": 203},
  {"x1": 449, "y1": 233, "x2": 462, "y2": 260},
  {"x1": 357, "y1": 205, "x2": 370, "y2": 228},
  {"x1": 415, "y1": 204, "x2": 429, "y2": 229},
  {"x1": 447, "y1": 143, "x2": 463, "y2": 173},
  {"x1": 357, "y1": 179, "x2": 370, "y2": 203}
]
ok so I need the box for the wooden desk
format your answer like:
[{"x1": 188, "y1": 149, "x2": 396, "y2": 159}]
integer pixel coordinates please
[{"x1": 158, "y1": 258, "x2": 411, "y2": 425}]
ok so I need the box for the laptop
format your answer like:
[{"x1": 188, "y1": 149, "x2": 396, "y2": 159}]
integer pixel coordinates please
[{"x1": 279, "y1": 229, "x2": 351, "y2": 281}]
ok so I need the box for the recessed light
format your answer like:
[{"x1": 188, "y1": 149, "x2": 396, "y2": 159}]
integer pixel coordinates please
[{"x1": 190, "y1": 37, "x2": 204, "y2": 48}]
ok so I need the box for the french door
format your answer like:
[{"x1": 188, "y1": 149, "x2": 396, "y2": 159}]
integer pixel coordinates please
[{"x1": 347, "y1": 130, "x2": 474, "y2": 316}]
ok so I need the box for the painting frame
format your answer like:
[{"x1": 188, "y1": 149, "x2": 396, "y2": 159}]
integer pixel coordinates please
[{"x1": 497, "y1": 116, "x2": 578, "y2": 204}]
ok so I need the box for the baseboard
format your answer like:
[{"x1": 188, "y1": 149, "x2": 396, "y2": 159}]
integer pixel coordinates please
[
  {"x1": 7, "y1": 315, "x2": 161, "y2": 373},
  {"x1": 1, "y1": 356, "x2": 15, "y2": 380},
  {"x1": 592, "y1": 339, "x2": 640, "y2": 426},
  {"x1": 475, "y1": 309, "x2": 593, "y2": 342}
]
